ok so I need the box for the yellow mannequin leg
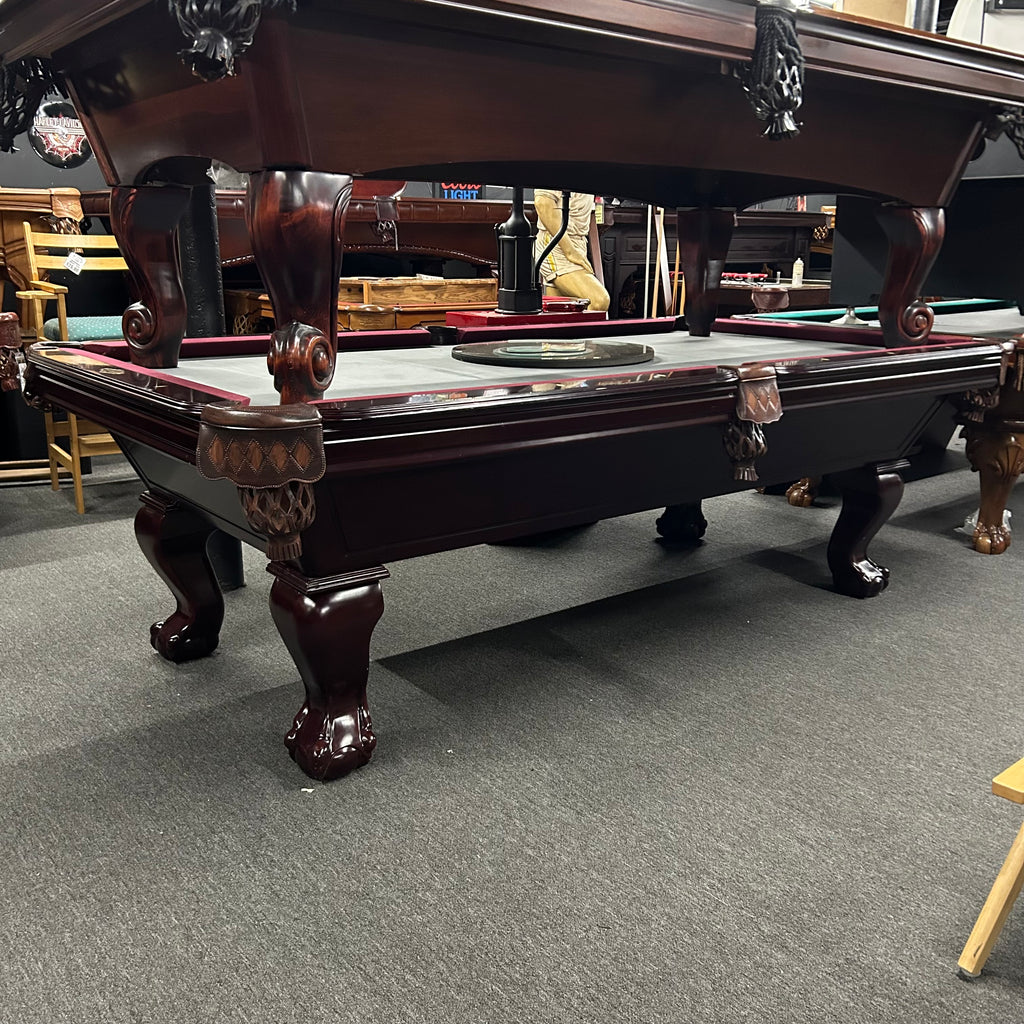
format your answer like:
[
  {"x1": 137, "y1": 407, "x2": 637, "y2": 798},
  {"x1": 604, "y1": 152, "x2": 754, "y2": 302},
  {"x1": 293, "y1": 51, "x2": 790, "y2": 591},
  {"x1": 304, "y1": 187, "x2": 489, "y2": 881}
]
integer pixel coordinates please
[{"x1": 548, "y1": 269, "x2": 610, "y2": 312}]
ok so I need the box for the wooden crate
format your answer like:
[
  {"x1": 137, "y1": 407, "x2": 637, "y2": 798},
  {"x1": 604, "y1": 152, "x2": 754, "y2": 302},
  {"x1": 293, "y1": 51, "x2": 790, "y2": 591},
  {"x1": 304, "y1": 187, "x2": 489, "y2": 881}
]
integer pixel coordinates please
[
  {"x1": 256, "y1": 295, "x2": 497, "y2": 331},
  {"x1": 337, "y1": 276, "x2": 497, "y2": 305},
  {"x1": 841, "y1": 0, "x2": 909, "y2": 27},
  {"x1": 252, "y1": 275, "x2": 499, "y2": 331}
]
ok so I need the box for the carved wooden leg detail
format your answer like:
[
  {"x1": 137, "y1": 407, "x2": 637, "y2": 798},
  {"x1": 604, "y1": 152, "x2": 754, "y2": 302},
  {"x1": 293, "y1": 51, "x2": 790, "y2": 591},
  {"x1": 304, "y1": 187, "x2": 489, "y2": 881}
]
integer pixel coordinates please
[
  {"x1": 109, "y1": 185, "x2": 191, "y2": 368},
  {"x1": 0, "y1": 312, "x2": 20, "y2": 393},
  {"x1": 246, "y1": 170, "x2": 353, "y2": 400},
  {"x1": 677, "y1": 207, "x2": 735, "y2": 337},
  {"x1": 269, "y1": 564, "x2": 388, "y2": 782},
  {"x1": 787, "y1": 476, "x2": 821, "y2": 507},
  {"x1": 875, "y1": 205, "x2": 944, "y2": 348},
  {"x1": 964, "y1": 424, "x2": 1024, "y2": 555},
  {"x1": 656, "y1": 501, "x2": 708, "y2": 543},
  {"x1": 134, "y1": 490, "x2": 225, "y2": 662},
  {"x1": 827, "y1": 461, "x2": 907, "y2": 598}
]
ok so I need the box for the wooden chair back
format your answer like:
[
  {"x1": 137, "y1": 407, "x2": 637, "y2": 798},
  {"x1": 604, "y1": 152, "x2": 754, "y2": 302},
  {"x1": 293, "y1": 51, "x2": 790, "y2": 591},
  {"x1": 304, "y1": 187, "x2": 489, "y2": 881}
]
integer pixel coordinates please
[
  {"x1": 17, "y1": 221, "x2": 128, "y2": 513},
  {"x1": 23, "y1": 226, "x2": 127, "y2": 278}
]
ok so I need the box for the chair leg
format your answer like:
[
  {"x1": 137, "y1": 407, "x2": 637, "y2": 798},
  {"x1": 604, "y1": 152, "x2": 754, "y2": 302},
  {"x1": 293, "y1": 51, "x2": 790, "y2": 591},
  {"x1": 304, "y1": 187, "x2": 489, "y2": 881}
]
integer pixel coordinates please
[
  {"x1": 958, "y1": 821, "x2": 1024, "y2": 979},
  {"x1": 44, "y1": 409, "x2": 60, "y2": 490},
  {"x1": 69, "y1": 414, "x2": 85, "y2": 515},
  {"x1": 56, "y1": 293, "x2": 68, "y2": 343},
  {"x1": 31, "y1": 296, "x2": 44, "y2": 343}
]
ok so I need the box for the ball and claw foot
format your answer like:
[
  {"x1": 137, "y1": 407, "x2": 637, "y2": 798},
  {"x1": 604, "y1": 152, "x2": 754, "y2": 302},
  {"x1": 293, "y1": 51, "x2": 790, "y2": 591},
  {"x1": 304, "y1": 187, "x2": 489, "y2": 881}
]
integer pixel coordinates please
[
  {"x1": 284, "y1": 701, "x2": 376, "y2": 781},
  {"x1": 786, "y1": 477, "x2": 818, "y2": 507},
  {"x1": 973, "y1": 523, "x2": 1011, "y2": 555},
  {"x1": 150, "y1": 615, "x2": 220, "y2": 663},
  {"x1": 656, "y1": 503, "x2": 708, "y2": 544},
  {"x1": 832, "y1": 558, "x2": 891, "y2": 599}
]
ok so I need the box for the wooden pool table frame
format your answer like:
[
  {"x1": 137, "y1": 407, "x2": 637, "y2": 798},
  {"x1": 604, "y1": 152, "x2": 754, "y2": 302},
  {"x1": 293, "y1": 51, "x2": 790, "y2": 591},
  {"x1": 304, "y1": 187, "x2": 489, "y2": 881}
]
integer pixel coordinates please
[
  {"x1": 14, "y1": 321, "x2": 1009, "y2": 778},
  {"x1": 4, "y1": 0, "x2": 1024, "y2": 777}
]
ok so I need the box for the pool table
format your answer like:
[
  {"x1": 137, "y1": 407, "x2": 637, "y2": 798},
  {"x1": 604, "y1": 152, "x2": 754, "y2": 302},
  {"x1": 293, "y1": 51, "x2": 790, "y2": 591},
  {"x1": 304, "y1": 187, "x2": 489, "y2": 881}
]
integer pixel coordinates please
[
  {"x1": 3, "y1": 0, "x2": 1024, "y2": 365},
  {"x1": 5, "y1": 0, "x2": 1024, "y2": 779},
  {"x1": 734, "y1": 302, "x2": 1024, "y2": 555},
  {"x1": 22, "y1": 318, "x2": 1008, "y2": 778}
]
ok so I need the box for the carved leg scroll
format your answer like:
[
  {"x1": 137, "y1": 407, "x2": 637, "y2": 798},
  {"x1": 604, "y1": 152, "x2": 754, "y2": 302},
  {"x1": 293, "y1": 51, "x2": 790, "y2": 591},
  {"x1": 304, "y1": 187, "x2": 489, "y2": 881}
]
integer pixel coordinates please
[
  {"x1": 875, "y1": 205, "x2": 944, "y2": 348},
  {"x1": 827, "y1": 461, "x2": 907, "y2": 598},
  {"x1": 677, "y1": 207, "x2": 735, "y2": 337},
  {"x1": 270, "y1": 564, "x2": 387, "y2": 781},
  {"x1": 656, "y1": 501, "x2": 708, "y2": 543},
  {"x1": 109, "y1": 185, "x2": 191, "y2": 368},
  {"x1": 964, "y1": 424, "x2": 1024, "y2": 555},
  {"x1": 135, "y1": 490, "x2": 225, "y2": 662},
  {"x1": 246, "y1": 170, "x2": 353, "y2": 401}
]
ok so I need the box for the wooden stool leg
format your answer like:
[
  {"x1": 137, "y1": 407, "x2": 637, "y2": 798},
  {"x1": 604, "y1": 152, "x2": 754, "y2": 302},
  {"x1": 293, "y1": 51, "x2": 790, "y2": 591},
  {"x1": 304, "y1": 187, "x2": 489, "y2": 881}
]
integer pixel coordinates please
[
  {"x1": 69, "y1": 414, "x2": 85, "y2": 515},
  {"x1": 958, "y1": 821, "x2": 1024, "y2": 979},
  {"x1": 44, "y1": 410, "x2": 59, "y2": 490}
]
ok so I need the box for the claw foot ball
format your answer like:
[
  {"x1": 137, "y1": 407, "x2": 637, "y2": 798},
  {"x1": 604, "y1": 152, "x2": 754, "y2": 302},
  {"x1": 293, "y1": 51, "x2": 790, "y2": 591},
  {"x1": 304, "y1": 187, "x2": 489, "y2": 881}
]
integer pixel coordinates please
[
  {"x1": 135, "y1": 493, "x2": 225, "y2": 662},
  {"x1": 270, "y1": 565, "x2": 386, "y2": 781},
  {"x1": 963, "y1": 423, "x2": 1024, "y2": 555},
  {"x1": 786, "y1": 476, "x2": 820, "y2": 508},
  {"x1": 826, "y1": 462, "x2": 907, "y2": 599},
  {"x1": 656, "y1": 502, "x2": 708, "y2": 543}
]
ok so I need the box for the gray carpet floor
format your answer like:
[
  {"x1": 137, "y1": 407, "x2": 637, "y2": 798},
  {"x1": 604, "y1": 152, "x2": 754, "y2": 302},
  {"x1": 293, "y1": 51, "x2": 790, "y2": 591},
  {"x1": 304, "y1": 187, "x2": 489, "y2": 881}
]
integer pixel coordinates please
[{"x1": 1, "y1": 449, "x2": 1023, "y2": 1023}]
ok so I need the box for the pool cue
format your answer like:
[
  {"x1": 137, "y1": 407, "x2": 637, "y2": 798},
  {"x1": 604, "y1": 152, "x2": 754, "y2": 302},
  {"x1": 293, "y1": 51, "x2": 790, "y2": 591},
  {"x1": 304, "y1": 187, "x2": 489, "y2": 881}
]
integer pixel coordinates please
[
  {"x1": 643, "y1": 204, "x2": 653, "y2": 319},
  {"x1": 671, "y1": 237, "x2": 683, "y2": 315},
  {"x1": 657, "y1": 209, "x2": 671, "y2": 317},
  {"x1": 588, "y1": 208, "x2": 605, "y2": 288},
  {"x1": 650, "y1": 207, "x2": 664, "y2": 317}
]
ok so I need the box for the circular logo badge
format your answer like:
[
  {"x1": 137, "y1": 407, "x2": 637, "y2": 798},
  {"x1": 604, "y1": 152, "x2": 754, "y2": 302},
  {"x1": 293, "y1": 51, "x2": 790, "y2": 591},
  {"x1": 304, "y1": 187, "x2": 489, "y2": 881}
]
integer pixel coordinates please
[{"x1": 28, "y1": 100, "x2": 92, "y2": 169}]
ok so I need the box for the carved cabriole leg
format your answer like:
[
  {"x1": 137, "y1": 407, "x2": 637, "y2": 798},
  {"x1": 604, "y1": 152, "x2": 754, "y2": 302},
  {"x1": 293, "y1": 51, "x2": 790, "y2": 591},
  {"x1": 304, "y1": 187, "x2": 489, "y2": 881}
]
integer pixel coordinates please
[
  {"x1": 196, "y1": 398, "x2": 376, "y2": 780},
  {"x1": 963, "y1": 423, "x2": 1024, "y2": 555},
  {"x1": 827, "y1": 460, "x2": 907, "y2": 598},
  {"x1": 270, "y1": 564, "x2": 388, "y2": 781},
  {"x1": 875, "y1": 205, "x2": 944, "y2": 348},
  {"x1": 957, "y1": 358, "x2": 1024, "y2": 555},
  {"x1": 677, "y1": 207, "x2": 735, "y2": 337},
  {"x1": 109, "y1": 185, "x2": 191, "y2": 368},
  {"x1": 135, "y1": 490, "x2": 225, "y2": 662},
  {"x1": 655, "y1": 501, "x2": 708, "y2": 543},
  {"x1": 246, "y1": 170, "x2": 353, "y2": 401}
]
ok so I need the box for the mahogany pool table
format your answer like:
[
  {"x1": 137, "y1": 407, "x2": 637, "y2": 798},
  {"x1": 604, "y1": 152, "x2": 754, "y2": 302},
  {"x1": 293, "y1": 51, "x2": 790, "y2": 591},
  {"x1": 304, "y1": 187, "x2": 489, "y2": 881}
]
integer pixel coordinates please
[
  {"x1": 735, "y1": 302, "x2": 1024, "y2": 554},
  {"x1": 4, "y1": 0, "x2": 1024, "y2": 779},
  {"x1": 20, "y1": 317, "x2": 1007, "y2": 778}
]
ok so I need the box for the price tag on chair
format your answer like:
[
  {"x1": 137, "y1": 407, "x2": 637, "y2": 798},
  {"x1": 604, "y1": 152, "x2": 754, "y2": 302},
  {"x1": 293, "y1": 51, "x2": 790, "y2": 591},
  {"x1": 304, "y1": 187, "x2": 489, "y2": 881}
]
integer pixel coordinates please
[{"x1": 63, "y1": 253, "x2": 86, "y2": 274}]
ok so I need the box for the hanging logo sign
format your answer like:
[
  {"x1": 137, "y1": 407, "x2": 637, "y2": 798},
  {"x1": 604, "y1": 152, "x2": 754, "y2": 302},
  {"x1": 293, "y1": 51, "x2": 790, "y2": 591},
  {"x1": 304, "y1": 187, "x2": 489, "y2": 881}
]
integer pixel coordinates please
[
  {"x1": 28, "y1": 101, "x2": 92, "y2": 170},
  {"x1": 440, "y1": 182, "x2": 484, "y2": 200}
]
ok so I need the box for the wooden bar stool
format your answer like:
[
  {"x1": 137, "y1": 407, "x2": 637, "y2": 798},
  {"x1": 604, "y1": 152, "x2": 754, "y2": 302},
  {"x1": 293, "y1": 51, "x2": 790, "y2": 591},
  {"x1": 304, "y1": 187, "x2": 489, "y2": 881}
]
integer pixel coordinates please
[{"x1": 958, "y1": 757, "x2": 1024, "y2": 979}]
